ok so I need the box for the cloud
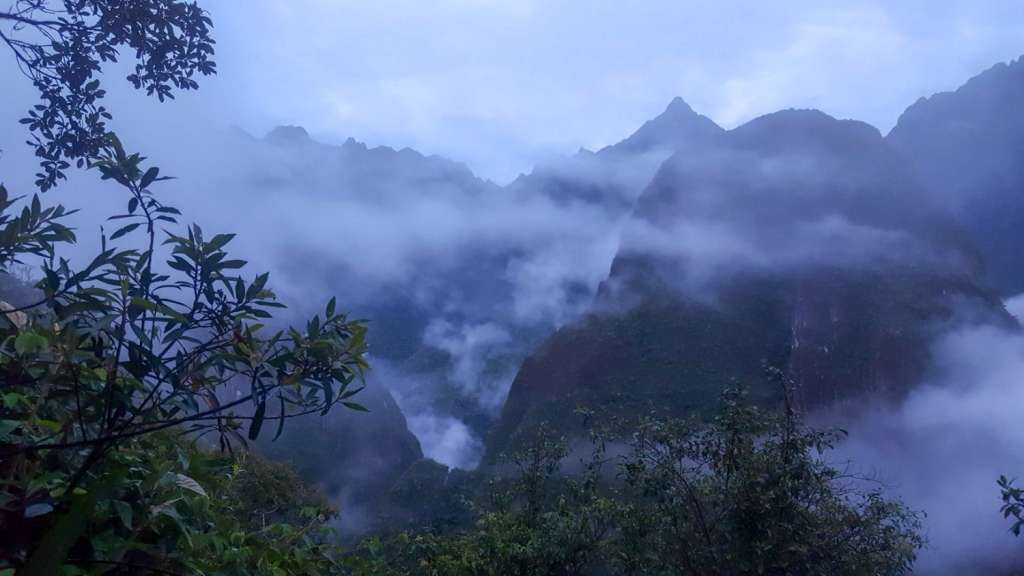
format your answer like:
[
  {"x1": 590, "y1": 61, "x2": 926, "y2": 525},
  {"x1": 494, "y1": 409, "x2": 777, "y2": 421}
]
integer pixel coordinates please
[
  {"x1": 423, "y1": 320, "x2": 515, "y2": 411},
  {"x1": 612, "y1": 134, "x2": 972, "y2": 301},
  {"x1": 830, "y1": 322, "x2": 1024, "y2": 573},
  {"x1": 1005, "y1": 294, "x2": 1024, "y2": 320},
  {"x1": 712, "y1": 7, "x2": 910, "y2": 127},
  {"x1": 505, "y1": 237, "x2": 619, "y2": 326},
  {"x1": 619, "y1": 212, "x2": 954, "y2": 298},
  {"x1": 371, "y1": 358, "x2": 488, "y2": 470},
  {"x1": 407, "y1": 414, "x2": 484, "y2": 469}
]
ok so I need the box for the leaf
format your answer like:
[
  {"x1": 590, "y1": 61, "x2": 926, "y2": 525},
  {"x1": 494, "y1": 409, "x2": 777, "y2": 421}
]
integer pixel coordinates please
[
  {"x1": 1, "y1": 392, "x2": 24, "y2": 409},
  {"x1": 129, "y1": 297, "x2": 158, "y2": 313},
  {"x1": 140, "y1": 166, "x2": 160, "y2": 189},
  {"x1": 157, "y1": 303, "x2": 189, "y2": 324},
  {"x1": 150, "y1": 498, "x2": 182, "y2": 519},
  {"x1": 14, "y1": 332, "x2": 48, "y2": 355},
  {"x1": 167, "y1": 256, "x2": 193, "y2": 272},
  {"x1": 113, "y1": 500, "x2": 132, "y2": 529},
  {"x1": 36, "y1": 419, "x2": 62, "y2": 433},
  {"x1": 21, "y1": 468, "x2": 124, "y2": 576},
  {"x1": 204, "y1": 233, "x2": 235, "y2": 253},
  {"x1": 342, "y1": 401, "x2": 370, "y2": 412},
  {"x1": 173, "y1": 474, "x2": 208, "y2": 498},
  {"x1": 248, "y1": 400, "x2": 266, "y2": 440},
  {"x1": 24, "y1": 503, "x2": 53, "y2": 518},
  {"x1": 273, "y1": 395, "x2": 286, "y2": 441},
  {"x1": 110, "y1": 222, "x2": 141, "y2": 240}
]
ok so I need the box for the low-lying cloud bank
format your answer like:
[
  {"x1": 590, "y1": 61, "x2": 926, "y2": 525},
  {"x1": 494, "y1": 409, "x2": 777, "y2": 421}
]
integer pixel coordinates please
[{"x1": 831, "y1": 314, "x2": 1024, "y2": 573}]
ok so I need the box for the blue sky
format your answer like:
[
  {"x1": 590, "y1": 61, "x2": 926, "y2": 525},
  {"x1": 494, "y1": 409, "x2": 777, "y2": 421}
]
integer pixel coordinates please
[{"x1": 6, "y1": 1, "x2": 1024, "y2": 183}]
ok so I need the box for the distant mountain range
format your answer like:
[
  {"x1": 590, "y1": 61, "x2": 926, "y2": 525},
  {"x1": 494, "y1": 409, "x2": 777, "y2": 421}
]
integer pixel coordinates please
[
  {"x1": 488, "y1": 57, "x2": 1024, "y2": 459},
  {"x1": 231, "y1": 56, "x2": 1024, "y2": 531}
]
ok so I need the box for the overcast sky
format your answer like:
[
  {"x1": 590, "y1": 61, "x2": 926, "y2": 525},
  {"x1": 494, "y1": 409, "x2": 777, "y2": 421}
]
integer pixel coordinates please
[{"x1": 5, "y1": 1, "x2": 1024, "y2": 183}]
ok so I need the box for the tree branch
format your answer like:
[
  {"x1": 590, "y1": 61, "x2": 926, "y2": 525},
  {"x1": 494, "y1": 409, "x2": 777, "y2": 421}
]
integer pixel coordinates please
[{"x1": 5, "y1": 389, "x2": 258, "y2": 455}]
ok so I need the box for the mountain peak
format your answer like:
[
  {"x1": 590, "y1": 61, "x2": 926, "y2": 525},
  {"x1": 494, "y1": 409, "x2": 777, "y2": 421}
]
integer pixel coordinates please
[
  {"x1": 341, "y1": 136, "x2": 368, "y2": 151},
  {"x1": 265, "y1": 125, "x2": 312, "y2": 145},
  {"x1": 662, "y1": 96, "x2": 695, "y2": 116},
  {"x1": 613, "y1": 97, "x2": 723, "y2": 154},
  {"x1": 889, "y1": 54, "x2": 1024, "y2": 139}
]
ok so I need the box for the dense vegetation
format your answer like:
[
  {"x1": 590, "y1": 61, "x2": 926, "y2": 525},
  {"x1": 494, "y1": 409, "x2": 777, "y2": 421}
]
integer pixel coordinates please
[
  {"x1": 351, "y1": 390, "x2": 923, "y2": 576},
  {"x1": 0, "y1": 1, "x2": 367, "y2": 573}
]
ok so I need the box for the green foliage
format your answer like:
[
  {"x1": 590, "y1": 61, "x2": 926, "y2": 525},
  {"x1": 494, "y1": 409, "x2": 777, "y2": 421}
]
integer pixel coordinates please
[
  {"x1": 377, "y1": 457, "x2": 478, "y2": 534},
  {"x1": 350, "y1": 390, "x2": 924, "y2": 576},
  {"x1": 226, "y1": 452, "x2": 334, "y2": 531},
  {"x1": 0, "y1": 6, "x2": 370, "y2": 570},
  {"x1": 181, "y1": 447, "x2": 345, "y2": 575},
  {"x1": 0, "y1": 2, "x2": 378, "y2": 573},
  {"x1": 611, "y1": 388, "x2": 923, "y2": 576},
  {"x1": 999, "y1": 475, "x2": 1024, "y2": 536},
  {"x1": 0, "y1": 138, "x2": 368, "y2": 571}
]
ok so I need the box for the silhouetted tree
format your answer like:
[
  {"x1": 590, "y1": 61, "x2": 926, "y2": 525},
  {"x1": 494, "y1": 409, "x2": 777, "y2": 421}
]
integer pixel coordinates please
[
  {"x1": 0, "y1": 2, "x2": 372, "y2": 573},
  {"x1": 1, "y1": 0, "x2": 215, "y2": 190}
]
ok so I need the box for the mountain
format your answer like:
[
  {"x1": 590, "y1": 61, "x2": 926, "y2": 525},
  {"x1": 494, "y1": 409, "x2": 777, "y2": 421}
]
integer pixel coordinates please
[
  {"x1": 225, "y1": 124, "x2": 494, "y2": 212},
  {"x1": 615, "y1": 96, "x2": 725, "y2": 153},
  {"x1": 258, "y1": 383, "x2": 423, "y2": 535},
  {"x1": 230, "y1": 99, "x2": 729, "y2": 469},
  {"x1": 888, "y1": 55, "x2": 1024, "y2": 296},
  {"x1": 507, "y1": 97, "x2": 724, "y2": 210},
  {"x1": 192, "y1": 59, "x2": 1024, "y2": 567},
  {"x1": 216, "y1": 66, "x2": 1024, "y2": 473},
  {"x1": 487, "y1": 108, "x2": 1011, "y2": 460}
]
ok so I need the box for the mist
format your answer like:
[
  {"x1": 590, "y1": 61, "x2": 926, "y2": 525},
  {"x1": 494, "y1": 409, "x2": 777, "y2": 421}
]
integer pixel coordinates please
[{"x1": 829, "y1": 319, "x2": 1024, "y2": 573}]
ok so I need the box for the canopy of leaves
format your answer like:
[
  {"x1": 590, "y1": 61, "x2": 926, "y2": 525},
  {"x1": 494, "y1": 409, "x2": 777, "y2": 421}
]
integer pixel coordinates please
[
  {"x1": 349, "y1": 390, "x2": 924, "y2": 576},
  {"x1": 1, "y1": 0, "x2": 216, "y2": 190},
  {"x1": 0, "y1": 135, "x2": 369, "y2": 572}
]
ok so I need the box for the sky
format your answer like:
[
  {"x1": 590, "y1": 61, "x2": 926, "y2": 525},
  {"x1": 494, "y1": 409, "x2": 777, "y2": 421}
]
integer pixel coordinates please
[
  {"x1": 2, "y1": 1, "x2": 1024, "y2": 183},
  {"x1": 182, "y1": 0, "x2": 1024, "y2": 183}
]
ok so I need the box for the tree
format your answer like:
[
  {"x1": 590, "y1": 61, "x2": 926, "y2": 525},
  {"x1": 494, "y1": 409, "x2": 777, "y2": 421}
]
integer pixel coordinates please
[
  {"x1": 611, "y1": 389, "x2": 923, "y2": 576},
  {"x1": 347, "y1": 428, "x2": 617, "y2": 576},
  {"x1": 0, "y1": 2, "x2": 370, "y2": 573},
  {"x1": 348, "y1": 390, "x2": 924, "y2": 576},
  {"x1": 999, "y1": 476, "x2": 1024, "y2": 537},
  {"x1": 1, "y1": 0, "x2": 216, "y2": 190}
]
